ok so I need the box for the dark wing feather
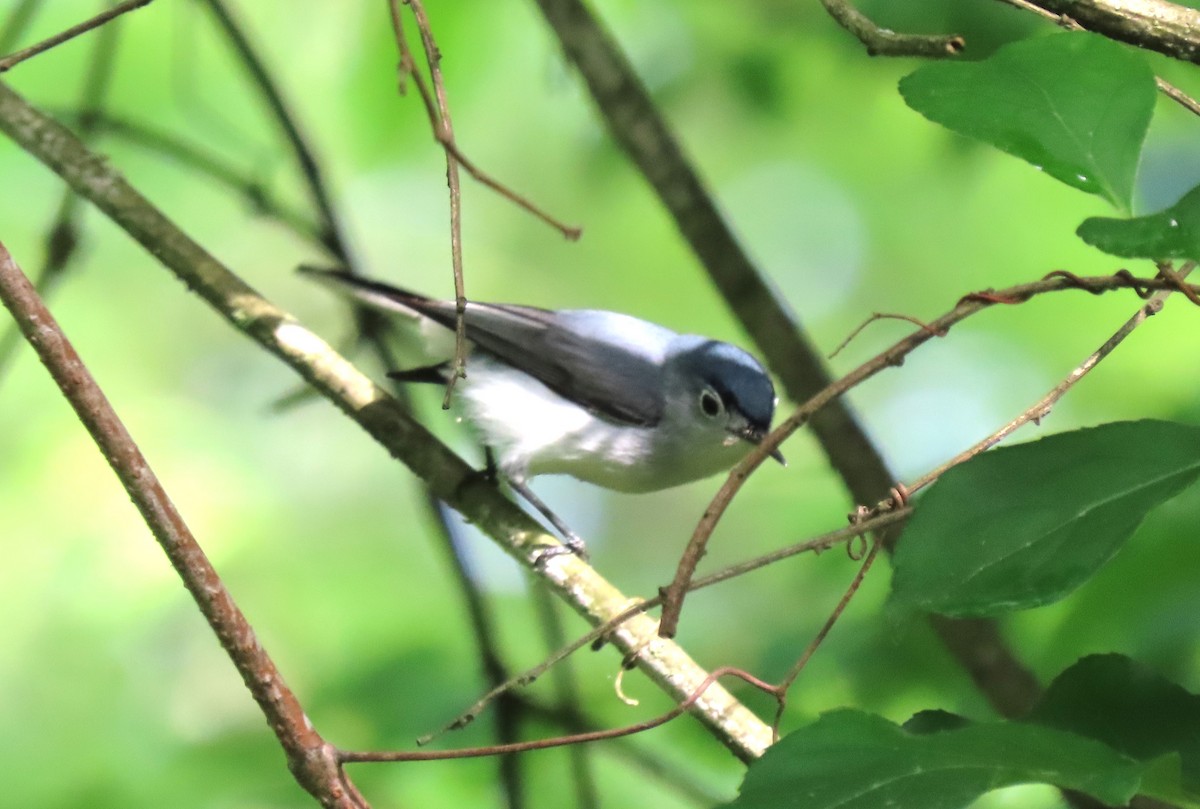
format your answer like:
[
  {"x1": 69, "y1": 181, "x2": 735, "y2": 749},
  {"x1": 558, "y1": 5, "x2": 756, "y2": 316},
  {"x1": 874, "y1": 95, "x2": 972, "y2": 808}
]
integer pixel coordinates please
[
  {"x1": 300, "y1": 268, "x2": 665, "y2": 425},
  {"x1": 457, "y1": 303, "x2": 666, "y2": 426}
]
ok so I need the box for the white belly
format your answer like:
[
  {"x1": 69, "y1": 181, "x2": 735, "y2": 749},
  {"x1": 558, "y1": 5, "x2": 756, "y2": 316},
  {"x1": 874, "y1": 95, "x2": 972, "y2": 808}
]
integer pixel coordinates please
[{"x1": 455, "y1": 358, "x2": 745, "y2": 492}]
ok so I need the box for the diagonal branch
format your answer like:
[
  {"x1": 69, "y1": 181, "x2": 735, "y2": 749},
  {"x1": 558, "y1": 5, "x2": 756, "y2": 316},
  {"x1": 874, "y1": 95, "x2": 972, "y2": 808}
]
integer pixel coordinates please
[
  {"x1": 1004, "y1": 0, "x2": 1200, "y2": 64},
  {"x1": 0, "y1": 77, "x2": 772, "y2": 762},
  {"x1": 530, "y1": 0, "x2": 899, "y2": 523},
  {"x1": 818, "y1": 0, "x2": 965, "y2": 57},
  {"x1": 0, "y1": 0, "x2": 154, "y2": 73},
  {"x1": 531, "y1": 0, "x2": 1039, "y2": 713},
  {"x1": 0, "y1": 243, "x2": 367, "y2": 809}
]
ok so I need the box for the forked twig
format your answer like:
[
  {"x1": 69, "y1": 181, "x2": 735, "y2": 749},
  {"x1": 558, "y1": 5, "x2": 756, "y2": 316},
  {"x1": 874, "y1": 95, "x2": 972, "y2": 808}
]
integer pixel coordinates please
[
  {"x1": 863, "y1": 261, "x2": 1197, "y2": 516},
  {"x1": 344, "y1": 666, "x2": 774, "y2": 764},
  {"x1": 388, "y1": 0, "x2": 469, "y2": 405},
  {"x1": 659, "y1": 268, "x2": 1200, "y2": 637},
  {"x1": 388, "y1": 0, "x2": 583, "y2": 406}
]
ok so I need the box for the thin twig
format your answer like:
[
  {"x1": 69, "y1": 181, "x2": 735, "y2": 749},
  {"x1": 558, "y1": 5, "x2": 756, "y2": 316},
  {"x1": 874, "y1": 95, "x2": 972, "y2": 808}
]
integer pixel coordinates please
[
  {"x1": 389, "y1": 0, "x2": 469, "y2": 405},
  {"x1": 777, "y1": 537, "x2": 883, "y2": 691},
  {"x1": 0, "y1": 0, "x2": 153, "y2": 73},
  {"x1": 0, "y1": 79, "x2": 771, "y2": 761},
  {"x1": 1156, "y1": 77, "x2": 1200, "y2": 117},
  {"x1": 658, "y1": 269, "x2": 1200, "y2": 636},
  {"x1": 0, "y1": 11, "x2": 122, "y2": 385},
  {"x1": 994, "y1": 0, "x2": 1200, "y2": 116},
  {"x1": 425, "y1": 509, "x2": 908, "y2": 741},
  {"x1": 870, "y1": 262, "x2": 1197, "y2": 512},
  {"x1": 530, "y1": 583, "x2": 599, "y2": 809},
  {"x1": 0, "y1": 243, "x2": 367, "y2": 809},
  {"x1": 993, "y1": 0, "x2": 1081, "y2": 26},
  {"x1": 828, "y1": 312, "x2": 946, "y2": 359},
  {"x1": 819, "y1": 0, "x2": 966, "y2": 56},
  {"x1": 0, "y1": 0, "x2": 43, "y2": 54},
  {"x1": 772, "y1": 539, "x2": 883, "y2": 738},
  {"x1": 513, "y1": 696, "x2": 721, "y2": 805},
  {"x1": 389, "y1": 4, "x2": 581, "y2": 242},
  {"x1": 407, "y1": 0, "x2": 471, "y2": 409},
  {"x1": 343, "y1": 666, "x2": 774, "y2": 763}
]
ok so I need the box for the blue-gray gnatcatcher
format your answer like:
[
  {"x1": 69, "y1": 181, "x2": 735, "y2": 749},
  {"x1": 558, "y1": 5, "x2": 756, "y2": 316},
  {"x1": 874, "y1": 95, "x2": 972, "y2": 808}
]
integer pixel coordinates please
[{"x1": 301, "y1": 267, "x2": 783, "y2": 553}]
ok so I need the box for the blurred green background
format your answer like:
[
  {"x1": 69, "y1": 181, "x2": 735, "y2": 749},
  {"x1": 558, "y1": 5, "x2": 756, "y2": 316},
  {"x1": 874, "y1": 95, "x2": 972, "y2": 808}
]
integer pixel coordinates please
[{"x1": 2, "y1": 1, "x2": 1199, "y2": 807}]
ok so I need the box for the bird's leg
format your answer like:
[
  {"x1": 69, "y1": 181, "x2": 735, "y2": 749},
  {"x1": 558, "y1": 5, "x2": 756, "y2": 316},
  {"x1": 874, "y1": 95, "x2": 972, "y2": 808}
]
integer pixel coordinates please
[
  {"x1": 482, "y1": 446, "x2": 499, "y2": 483},
  {"x1": 507, "y1": 479, "x2": 589, "y2": 562}
]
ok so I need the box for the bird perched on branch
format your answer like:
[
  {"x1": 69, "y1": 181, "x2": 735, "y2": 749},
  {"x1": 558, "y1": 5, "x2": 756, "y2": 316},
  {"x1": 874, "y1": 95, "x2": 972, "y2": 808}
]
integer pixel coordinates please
[{"x1": 301, "y1": 267, "x2": 782, "y2": 554}]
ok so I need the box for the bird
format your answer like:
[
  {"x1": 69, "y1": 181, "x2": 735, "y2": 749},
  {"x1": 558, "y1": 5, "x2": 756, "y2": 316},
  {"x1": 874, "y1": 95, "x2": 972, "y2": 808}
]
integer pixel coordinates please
[{"x1": 301, "y1": 267, "x2": 783, "y2": 553}]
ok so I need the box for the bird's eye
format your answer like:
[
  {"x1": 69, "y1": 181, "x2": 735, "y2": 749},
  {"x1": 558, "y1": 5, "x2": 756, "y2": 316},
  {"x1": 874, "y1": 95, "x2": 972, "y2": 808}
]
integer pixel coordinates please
[{"x1": 699, "y1": 388, "x2": 724, "y2": 418}]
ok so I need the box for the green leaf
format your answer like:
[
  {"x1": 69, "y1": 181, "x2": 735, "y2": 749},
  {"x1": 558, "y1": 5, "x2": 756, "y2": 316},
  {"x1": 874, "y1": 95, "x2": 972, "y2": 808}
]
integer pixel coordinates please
[
  {"x1": 1077, "y1": 183, "x2": 1200, "y2": 260},
  {"x1": 723, "y1": 709, "x2": 1141, "y2": 809},
  {"x1": 891, "y1": 421, "x2": 1200, "y2": 617},
  {"x1": 899, "y1": 32, "x2": 1155, "y2": 210},
  {"x1": 1031, "y1": 654, "x2": 1200, "y2": 803},
  {"x1": 903, "y1": 709, "x2": 972, "y2": 735}
]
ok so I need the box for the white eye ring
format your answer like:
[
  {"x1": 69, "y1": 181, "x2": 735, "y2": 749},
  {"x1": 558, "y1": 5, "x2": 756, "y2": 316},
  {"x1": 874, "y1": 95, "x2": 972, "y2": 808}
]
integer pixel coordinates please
[{"x1": 699, "y1": 388, "x2": 724, "y2": 418}]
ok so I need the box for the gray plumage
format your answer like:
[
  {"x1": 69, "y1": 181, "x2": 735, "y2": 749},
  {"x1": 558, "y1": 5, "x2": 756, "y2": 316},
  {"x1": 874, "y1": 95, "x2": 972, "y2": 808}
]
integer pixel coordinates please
[{"x1": 301, "y1": 267, "x2": 781, "y2": 492}]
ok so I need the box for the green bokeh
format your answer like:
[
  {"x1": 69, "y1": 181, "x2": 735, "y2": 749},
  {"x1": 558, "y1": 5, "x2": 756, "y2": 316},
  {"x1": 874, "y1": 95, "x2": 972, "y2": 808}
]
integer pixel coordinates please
[{"x1": 1, "y1": 2, "x2": 1198, "y2": 808}]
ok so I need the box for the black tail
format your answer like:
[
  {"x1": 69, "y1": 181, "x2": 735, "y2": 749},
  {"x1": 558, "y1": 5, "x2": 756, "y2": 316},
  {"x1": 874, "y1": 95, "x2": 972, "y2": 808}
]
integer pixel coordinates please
[{"x1": 297, "y1": 266, "x2": 444, "y2": 321}]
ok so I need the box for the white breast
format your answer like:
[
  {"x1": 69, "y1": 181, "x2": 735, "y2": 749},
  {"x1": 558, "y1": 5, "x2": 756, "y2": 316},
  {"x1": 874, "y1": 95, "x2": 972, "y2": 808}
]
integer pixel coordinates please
[{"x1": 453, "y1": 357, "x2": 747, "y2": 493}]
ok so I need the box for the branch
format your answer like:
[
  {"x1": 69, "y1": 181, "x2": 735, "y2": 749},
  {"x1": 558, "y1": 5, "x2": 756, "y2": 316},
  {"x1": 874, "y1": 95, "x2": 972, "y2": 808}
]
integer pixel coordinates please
[
  {"x1": 901, "y1": 266, "x2": 1192, "y2": 502},
  {"x1": 529, "y1": 0, "x2": 902, "y2": 546},
  {"x1": 342, "y1": 667, "x2": 775, "y2": 763},
  {"x1": 0, "y1": 0, "x2": 43, "y2": 55},
  {"x1": 0, "y1": 0, "x2": 154, "y2": 73},
  {"x1": 0, "y1": 11, "x2": 123, "y2": 385},
  {"x1": 1012, "y1": 0, "x2": 1200, "y2": 64},
  {"x1": 197, "y1": 0, "x2": 350, "y2": 261},
  {"x1": 996, "y1": 0, "x2": 1200, "y2": 116},
  {"x1": 0, "y1": 77, "x2": 772, "y2": 761},
  {"x1": 531, "y1": 0, "x2": 1040, "y2": 720},
  {"x1": 387, "y1": 0, "x2": 469, "y2": 405},
  {"x1": 429, "y1": 509, "x2": 909, "y2": 740},
  {"x1": 818, "y1": 0, "x2": 965, "y2": 57},
  {"x1": 664, "y1": 270, "x2": 1198, "y2": 631},
  {"x1": 0, "y1": 243, "x2": 367, "y2": 809}
]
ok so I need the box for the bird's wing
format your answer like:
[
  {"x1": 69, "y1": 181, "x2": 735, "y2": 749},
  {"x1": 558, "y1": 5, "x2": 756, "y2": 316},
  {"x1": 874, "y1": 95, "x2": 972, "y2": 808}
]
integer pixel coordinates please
[
  {"x1": 300, "y1": 268, "x2": 666, "y2": 425},
  {"x1": 456, "y1": 304, "x2": 667, "y2": 427}
]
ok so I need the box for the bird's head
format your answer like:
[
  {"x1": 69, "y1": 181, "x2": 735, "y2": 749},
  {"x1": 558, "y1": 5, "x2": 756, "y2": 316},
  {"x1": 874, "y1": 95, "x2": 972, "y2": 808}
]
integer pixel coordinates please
[{"x1": 668, "y1": 338, "x2": 784, "y2": 465}]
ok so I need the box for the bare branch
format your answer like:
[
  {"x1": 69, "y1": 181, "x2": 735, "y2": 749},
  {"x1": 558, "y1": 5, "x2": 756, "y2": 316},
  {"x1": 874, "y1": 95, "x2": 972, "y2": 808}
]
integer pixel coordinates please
[
  {"x1": 0, "y1": 243, "x2": 367, "y2": 809},
  {"x1": 388, "y1": 0, "x2": 469, "y2": 404},
  {"x1": 0, "y1": 0, "x2": 153, "y2": 73},
  {"x1": 1013, "y1": 0, "x2": 1200, "y2": 64},
  {"x1": 901, "y1": 264, "x2": 1193, "y2": 502},
  {"x1": 661, "y1": 269, "x2": 1200, "y2": 633},
  {"x1": 0, "y1": 13, "x2": 123, "y2": 383},
  {"x1": 198, "y1": 0, "x2": 350, "y2": 260},
  {"x1": 429, "y1": 509, "x2": 909, "y2": 740},
  {"x1": 342, "y1": 667, "x2": 775, "y2": 764},
  {"x1": 819, "y1": 0, "x2": 965, "y2": 57},
  {"x1": 0, "y1": 77, "x2": 772, "y2": 761},
  {"x1": 995, "y1": 0, "x2": 1200, "y2": 116}
]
